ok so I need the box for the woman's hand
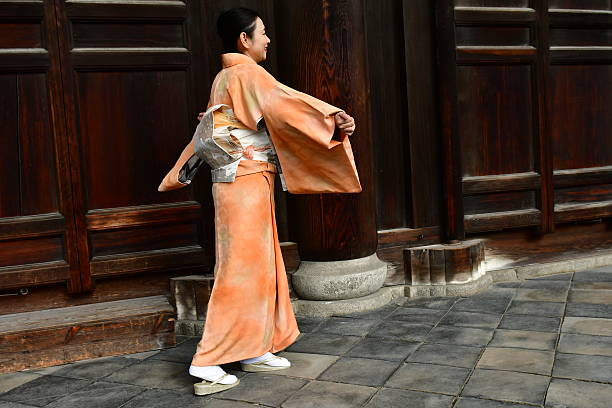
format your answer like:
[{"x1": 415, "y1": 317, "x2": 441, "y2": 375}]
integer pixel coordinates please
[
  {"x1": 197, "y1": 112, "x2": 205, "y2": 121},
  {"x1": 334, "y1": 112, "x2": 355, "y2": 137}
]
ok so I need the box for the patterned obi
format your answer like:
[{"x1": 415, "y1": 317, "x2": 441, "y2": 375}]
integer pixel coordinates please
[{"x1": 188, "y1": 104, "x2": 287, "y2": 190}]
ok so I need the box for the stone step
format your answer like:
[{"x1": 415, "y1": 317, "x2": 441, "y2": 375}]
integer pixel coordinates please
[{"x1": 0, "y1": 295, "x2": 176, "y2": 373}]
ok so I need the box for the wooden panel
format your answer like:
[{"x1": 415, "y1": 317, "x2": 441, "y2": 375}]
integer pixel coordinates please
[
  {"x1": 72, "y1": 22, "x2": 184, "y2": 48},
  {"x1": 465, "y1": 209, "x2": 541, "y2": 232},
  {"x1": 0, "y1": 261, "x2": 69, "y2": 290},
  {"x1": 549, "y1": 65, "x2": 612, "y2": 171},
  {"x1": 365, "y1": 0, "x2": 409, "y2": 229},
  {"x1": 403, "y1": 0, "x2": 441, "y2": 229},
  {"x1": 551, "y1": 28, "x2": 612, "y2": 46},
  {"x1": 555, "y1": 184, "x2": 612, "y2": 204},
  {"x1": 464, "y1": 191, "x2": 537, "y2": 215},
  {"x1": 456, "y1": 0, "x2": 530, "y2": 6},
  {"x1": 50, "y1": 0, "x2": 211, "y2": 291},
  {"x1": 0, "y1": 73, "x2": 58, "y2": 217},
  {"x1": 18, "y1": 73, "x2": 59, "y2": 215},
  {"x1": 455, "y1": 7, "x2": 536, "y2": 24},
  {"x1": 554, "y1": 166, "x2": 612, "y2": 187},
  {"x1": 90, "y1": 246, "x2": 204, "y2": 277},
  {"x1": 76, "y1": 70, "x2": 192, "y2": 210},
  {"x1": 0, "y1": 213, "x2": 64, "y2": 241},
  {"x1": 0, "y1": 23, "x2": 42, "y2": 48},
  {"x1": 90, "y1": 223, "x2": 199, "y2": 257},
  {"x1": 0, "y1": 0, "x2": 79, "y2": 291},
  {"x1": 549, "y1": 0, "x2": 612, "y2": 10},
  {"x1": 555, "y1": 201, "x2": 612, "y2": 222},
  {"x1": 456, "y1": 26, "x2": 531, "y2": 46},
  {"x1": 0, "y1": 74, "x2": 20, "y2": 218},
  {"x1": 457, "y1": 65, "x2": 534, "y2": 177},
  {"x1": 463, "y1": 172, "x2": 540, "y2": 194},
  {"x1": 0, "y1": 237, "x2": 63, "y2": 268}
]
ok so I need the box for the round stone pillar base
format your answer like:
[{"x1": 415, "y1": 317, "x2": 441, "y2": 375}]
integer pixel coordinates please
[{"x1": 291, "y1": 253, "x2": 388, "y2": 301}]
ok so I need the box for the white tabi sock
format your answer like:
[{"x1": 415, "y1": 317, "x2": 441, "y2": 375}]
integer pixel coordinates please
[
  {"x1": 188, "y1": 365, "x2": 238, "y2": 384},
  {"x1": 240, "y1": 352, "x2": 290, "y2": 367}
]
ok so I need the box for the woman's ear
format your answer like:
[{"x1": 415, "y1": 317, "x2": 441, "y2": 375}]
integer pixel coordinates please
[{"x1": 239, "y1": 32, "x2": 250, "y2": 50}]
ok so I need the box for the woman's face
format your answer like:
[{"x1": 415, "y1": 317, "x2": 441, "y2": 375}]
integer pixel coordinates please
[{"x1": 240, "y1": 17, "x2": 270, "y2": 62}]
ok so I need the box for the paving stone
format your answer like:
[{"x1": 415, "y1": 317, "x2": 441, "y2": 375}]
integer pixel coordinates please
[
  {"x1": 476, "y1": 347, "x2": 555, "y2": 375},
  {"x1": 402, "y1": 297, "x2": 459, "y2": 310},
  {"x1": 407, "y1": 343, "x2": 482, "y2": 368},
  {"x1": 489, "y1": 329, "x2": 557, "y2": 350},
  {"x1": 295, "y1": 316, "x2": 326, "y2": 333},
  {"x1": 315, "y1": 317, "x2": 379, "y2": 336},
  {"x1": 103, "y1": 359, "x2": 192, "y2": 392},
  {"x1": 562, "y1": 316, "x2": 612, "y2": 336},
  {"x1": 205, "y1": 400, "x2": 261, "y2": 407},
  {"x1": 553, "y1": 353, "x2": 612, "y2": 383},
  {"x1": 462, "y1": 369, "x2": 549, "y2": 405},
  {"x1": 385, "y1": 307, "x2": 446, "y2": 325},
  {"x1": 506, "y1": 300, "x2": 565, "y2": 317},
  {"x1": 215, "y1": 374, "x2": 307, "y2": 407},
  {"x1": 566, "y1": 302, "x2": 612, "y2": 318},
  {"x1": 425, "y1": 325, "x2": 494, "y2": 347},
  {"x1": 45, "y1": 381, "x2": 145, "y2": 408},
  {"x1": 493, "y1": 282, "x2": 522, "y2": 288},
  {"x1": 48, "y1": 356, "x2": 138, "y2": 380},
  {"x1": 528, "y1": 272, "x2": 573, "y2": 281},
  {"x1": 151, "y1": 338, "x2": 199, "y2": 364},
  {"x1": 122, "y1": 350, "x2": 161, "y2": 360},
  {"x1": 568, "y1": 289, "x2": 612, "y2": 305},
  {"x1": 285, "y1": 333, "x2": 361, "y2": 355},
  {"x1": 334, "y1": 304, "x2": 399, "y2": 320},
  {"x1": 280, "y1": 380, "x2": 376, "y2": 408},
  {"x1": 455, "y1": 397, "x2": 533, "y2": 408},
  {"x1": 385, "y1": 362, "x2": 470, "y2": 395},
  {"x1": 573, "y1": 270, "x2": 612, "y2": 282},
  {"x1": 515, "y1": 288, "x2": 568, "y2": 302},
  {"x1": 118, "y1": 389, "x2": 215, "y2": 408},
  {"x1": 558, "y1": 333, "x2": 612, "y2": 357},
  {"x1": 0, "y1": 372, "x2": 41, "y2": 393},
  {"x1": 572, "y1": 281, "x2": 612, "y2": 290},
  {"x1": 0, "y1": 402, "x2": 38, "y2": 408},
  {"x1": 545, "y1": 378, "x2": 612, "y2": 408},
  {"x1": 318, "y1": 357, "x2": 401, "y2": 387},
  {"x1": 367, "y1": 321, "x2": 432, "y2": 342},
  {"x1": 345, "y1": 337, "x2": 421, "y2": 362},
  {"x1": 498, "y1": 314, "x2": 561, "y2": 332},
  {"x1": 364, "y1": 388, "x2": 454, "y2": 408},
  {"x1": 520, "y1": 280, "x2": 571, "y2": 289},
  {"x1": 452, "y1": 297, "x2": 511, "y2": 314},
  {"x1": 438, "y1": 311, "x2": 502, "y2": 329},
  {"x1": 0, "y1": 375, "x2": 91, "y2": 407},
  {"x1": 266, "y1": 352, "x2": 338, "y2": 379}
]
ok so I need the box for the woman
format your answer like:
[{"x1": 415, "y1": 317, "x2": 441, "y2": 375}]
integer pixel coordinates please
[{"x1": 158, "y1": 7, "x2": 359, "y2": 396}]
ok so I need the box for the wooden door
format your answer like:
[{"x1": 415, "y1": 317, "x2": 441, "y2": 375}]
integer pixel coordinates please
[
  {"x1": 436, "y1": 0, "x2": 612, "y2": 239},
  {"x1": 53, "y1": 0, "x2": 209, "y2": 292},
  {"x1": 0, "y1": 0, "x2": 81, "y2": 292}
]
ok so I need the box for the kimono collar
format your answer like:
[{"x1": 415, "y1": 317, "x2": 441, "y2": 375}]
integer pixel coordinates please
[{"x1": 221, "y1": 53, "x2": 257, "y2": 68}]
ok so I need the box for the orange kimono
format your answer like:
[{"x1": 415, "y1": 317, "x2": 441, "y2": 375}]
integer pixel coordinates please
[{"x1": 159, "y1": 53, "x2": 361, "y2": 366}]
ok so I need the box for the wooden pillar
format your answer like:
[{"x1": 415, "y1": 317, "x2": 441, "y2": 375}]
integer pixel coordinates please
[{"x1": 274, "y1": 0, "x2": 378, "y2": 262}]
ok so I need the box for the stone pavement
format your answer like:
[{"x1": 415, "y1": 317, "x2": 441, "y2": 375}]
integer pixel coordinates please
[{"x1": 1, "y1": 266, "x2": 612, "y2": 408}]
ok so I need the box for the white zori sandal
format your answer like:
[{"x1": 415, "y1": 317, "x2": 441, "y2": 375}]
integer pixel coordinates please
[
  {"x1": 240, "y1": 353, "x2": 291, "y2": 372},
  {"x1": 189, "y1": 365, "x2": 239, "y2": 396},
  {"x1": 193, "y1": 373, "x2": 240, "y2": 396}
]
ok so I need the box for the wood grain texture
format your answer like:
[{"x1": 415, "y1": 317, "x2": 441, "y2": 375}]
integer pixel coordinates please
[
  {"x1": 402, "y1": 0, "x2": 442, "y2": 228},
  {"x1": 276, "y1": 0, "x2": 378, "y2": 260}
]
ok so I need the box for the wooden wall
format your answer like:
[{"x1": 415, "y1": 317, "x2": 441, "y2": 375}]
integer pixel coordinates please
[
  {"x1": 436, "y1": 0, "x2": 612, "y2": 239},
  {"x1": 1, "y1": 0, "x2": 610, "y2": 301}
]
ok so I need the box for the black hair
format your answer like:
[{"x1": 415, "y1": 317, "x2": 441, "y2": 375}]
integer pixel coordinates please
[{"x1": 217, "y1": 7, "x2": 260, "y2": 53}]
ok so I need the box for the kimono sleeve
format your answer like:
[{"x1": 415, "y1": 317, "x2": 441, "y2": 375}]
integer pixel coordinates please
[{"x1": 227, "y1": 65, "x2": 361, "y2": 194}]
